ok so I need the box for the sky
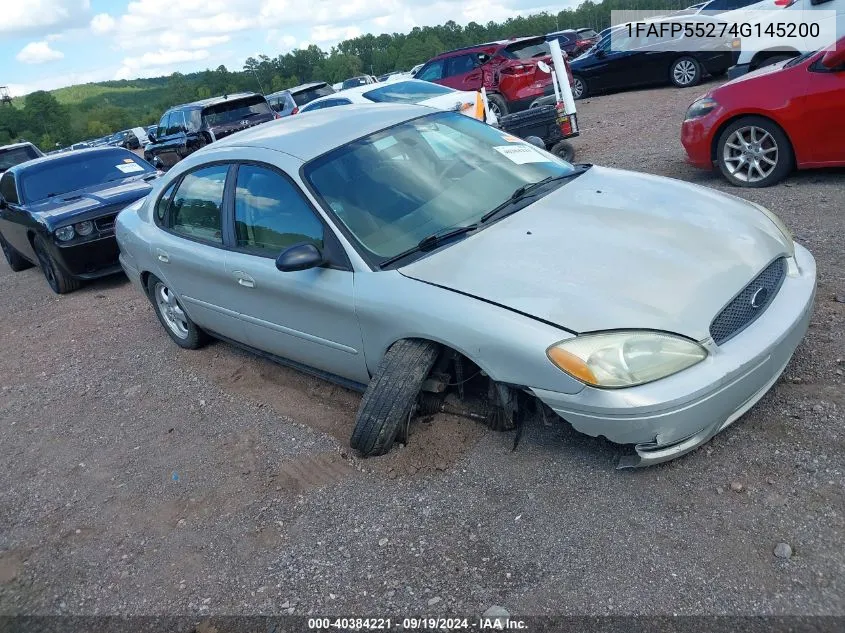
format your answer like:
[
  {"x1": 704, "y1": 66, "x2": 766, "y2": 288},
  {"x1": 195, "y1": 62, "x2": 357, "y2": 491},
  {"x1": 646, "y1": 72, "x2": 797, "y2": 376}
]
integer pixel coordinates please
[{"x1": 1, "y1": 0, "x2": 570, "y2": 97}]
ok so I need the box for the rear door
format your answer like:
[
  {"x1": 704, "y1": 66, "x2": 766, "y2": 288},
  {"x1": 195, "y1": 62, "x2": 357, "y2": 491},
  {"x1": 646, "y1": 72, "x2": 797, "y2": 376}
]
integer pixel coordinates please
[
  {"x1": 220, "y1": 162, "x2": 369, "y2": 383},
  {"x1": 153, "y1": 163, "x2": 246, "y2": 340}
]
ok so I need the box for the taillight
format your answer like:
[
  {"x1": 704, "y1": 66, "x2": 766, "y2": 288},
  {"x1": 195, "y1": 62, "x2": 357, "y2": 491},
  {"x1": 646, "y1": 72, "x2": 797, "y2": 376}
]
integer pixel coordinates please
[
  {"x1": 291, "y1": 106, "x2": 300, "y2": 115},
  {"x1": 774, "y1": 0, "x2": 796, "y2": 5}
]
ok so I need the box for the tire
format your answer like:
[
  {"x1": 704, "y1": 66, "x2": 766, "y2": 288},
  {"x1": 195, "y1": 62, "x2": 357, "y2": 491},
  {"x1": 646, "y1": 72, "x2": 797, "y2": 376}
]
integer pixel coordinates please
[
  {"x1": 33, "y1": 235, "x2": 80, "y2": 294},
  {"x1": 350, "y1": 339, "x2": 440, "y2": 457},
  {"x1": 147, "y1": 275, "x2": 207, "y2": 349},
  {"x1": 486, "y1": 94, "x2": 509, "y2": 118},
  {"x1": 571, "y1": 75, "x2": 587, "y2": 100},
  {"x1": 550, "y1": 140, "x2": 575, "y2": 162},
  {"x1": 670, "y1": 57, "x2": 701, "y2": 88},
  {"x1": 715, "y1": 115, "x2": 794, "y2": 188},
  {"x1": 0, "y1": 232, "x2": 33, "y2": 272}
]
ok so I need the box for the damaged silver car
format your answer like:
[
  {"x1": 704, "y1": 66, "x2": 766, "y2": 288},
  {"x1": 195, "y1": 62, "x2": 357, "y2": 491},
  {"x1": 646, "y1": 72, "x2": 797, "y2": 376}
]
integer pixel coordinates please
[{"x1": 115, "y1": 104, "x2": 816, "y2": 467}]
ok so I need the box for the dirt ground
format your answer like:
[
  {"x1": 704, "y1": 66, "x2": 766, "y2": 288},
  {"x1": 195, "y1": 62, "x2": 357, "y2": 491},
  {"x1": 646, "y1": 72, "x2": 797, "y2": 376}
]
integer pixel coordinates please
[{"x1": 1, "y1": 79, "x2": 844, "y2": 620}]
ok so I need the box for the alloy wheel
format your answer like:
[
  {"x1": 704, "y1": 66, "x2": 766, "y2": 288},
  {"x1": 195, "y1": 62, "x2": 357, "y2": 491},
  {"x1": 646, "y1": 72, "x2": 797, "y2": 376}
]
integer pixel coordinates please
[
  {"x1": 572, "y1": 78, "x2": 584, "y2": 99},
  {"x1": 722, "y1": 126, "x2": 779, "y2": 183},
  {"x1": 673, "y1": 60, "x2": 697, "y2": 86},
  {"x1": 34, "y1": 241, "x2": 58, "y2": 291},
  {"x1": 155, "y1": 282, "x2": 189, "y2": 339}
]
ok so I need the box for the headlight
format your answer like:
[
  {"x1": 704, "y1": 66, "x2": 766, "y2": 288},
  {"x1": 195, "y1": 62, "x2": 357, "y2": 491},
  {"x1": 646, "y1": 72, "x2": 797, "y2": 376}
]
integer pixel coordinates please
[
  {"x1": 752, "y1": 202, "x2": 793, "y2": 252},
  {"x1": 55, "y1": 226, "x2": 75, "y2": 241},
  {"x1": 684, "y1": 97, "x2": 717, "y2": 120},
  {"x1": 547, "y1": 331, "x2": 707, "y2": 388},
  {"x1": 75, "y1": 220, "x2": 94, "y2": 236}
]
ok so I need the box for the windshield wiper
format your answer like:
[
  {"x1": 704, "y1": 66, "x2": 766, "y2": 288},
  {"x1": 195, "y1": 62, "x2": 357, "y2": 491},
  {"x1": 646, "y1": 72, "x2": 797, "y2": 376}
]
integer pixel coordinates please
[
  {"x1": 480, "y1": 166, "x2": 590, "y2": 224},
  {"x1": 379, "y1": 224, "x2": 478, "y2": 269}
]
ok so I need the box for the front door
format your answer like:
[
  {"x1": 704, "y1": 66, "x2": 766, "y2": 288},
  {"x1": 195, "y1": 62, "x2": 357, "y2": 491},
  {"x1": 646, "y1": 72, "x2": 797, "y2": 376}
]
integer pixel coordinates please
[
  {"x1": 795, "y1": 57, "x2": 845, "y2": 164},
  {"x1": 219, "y1": 163, "x2": 369, "y2": 384}
]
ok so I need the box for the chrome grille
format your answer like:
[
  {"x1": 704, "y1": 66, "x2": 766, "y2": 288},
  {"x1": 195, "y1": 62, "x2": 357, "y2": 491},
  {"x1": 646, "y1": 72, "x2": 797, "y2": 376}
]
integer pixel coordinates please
[{"x1": 709, "y1": 257, "x2": 786, "y2": 345}]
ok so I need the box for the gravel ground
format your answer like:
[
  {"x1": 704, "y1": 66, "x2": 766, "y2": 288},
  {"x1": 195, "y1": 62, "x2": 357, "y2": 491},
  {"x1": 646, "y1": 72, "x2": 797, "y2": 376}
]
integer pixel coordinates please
[{"x1": 1, "y1": 78, "x2": 844, "y2": 620}]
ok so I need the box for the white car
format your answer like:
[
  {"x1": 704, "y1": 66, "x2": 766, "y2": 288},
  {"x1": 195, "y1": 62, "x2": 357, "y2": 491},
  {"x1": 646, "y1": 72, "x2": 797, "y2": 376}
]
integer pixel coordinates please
[
  {"x1": 298, "y1": 79, "x2": 498, "y2": 125},
  {"x1": 725, "y1": 0, "x2": 844, "y2": 76}
]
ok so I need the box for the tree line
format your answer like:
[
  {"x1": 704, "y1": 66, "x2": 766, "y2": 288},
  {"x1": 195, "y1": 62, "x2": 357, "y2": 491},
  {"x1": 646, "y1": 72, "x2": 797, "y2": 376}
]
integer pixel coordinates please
[{"x1": 0, "y1": 0, "x2": 689, "y2": 151}]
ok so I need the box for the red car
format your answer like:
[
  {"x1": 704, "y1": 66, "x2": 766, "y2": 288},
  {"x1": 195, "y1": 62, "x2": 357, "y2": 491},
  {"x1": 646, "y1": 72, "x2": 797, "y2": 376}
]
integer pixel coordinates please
[
  {"x1": 682, "y1": 37, "x2": 845, "y2": 187},
  {"x1": 414, "y1": 36, "x2": 574, "y2": 117}
]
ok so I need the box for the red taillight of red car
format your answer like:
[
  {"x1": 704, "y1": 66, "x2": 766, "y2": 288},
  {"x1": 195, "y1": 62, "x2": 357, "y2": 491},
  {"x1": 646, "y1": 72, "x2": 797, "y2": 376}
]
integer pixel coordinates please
[{"x1": 291, "y1": 106, "x2": 300, "y2": 115}]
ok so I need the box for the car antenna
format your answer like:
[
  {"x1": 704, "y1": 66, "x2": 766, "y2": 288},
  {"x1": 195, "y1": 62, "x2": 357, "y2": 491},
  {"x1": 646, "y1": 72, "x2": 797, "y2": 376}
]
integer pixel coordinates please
[{"x1": 249, "y1": 67, "x2": 267, "y2": 97}]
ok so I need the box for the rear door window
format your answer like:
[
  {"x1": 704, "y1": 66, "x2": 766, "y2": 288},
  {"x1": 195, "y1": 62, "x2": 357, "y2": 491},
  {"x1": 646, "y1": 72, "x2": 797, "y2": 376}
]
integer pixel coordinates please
[
  {"x1": 445, "y1": 54, "x2": 478, "y2": 77},
  {"x1": 168, "y1": 165, "x2": 228, "y2": 243}
]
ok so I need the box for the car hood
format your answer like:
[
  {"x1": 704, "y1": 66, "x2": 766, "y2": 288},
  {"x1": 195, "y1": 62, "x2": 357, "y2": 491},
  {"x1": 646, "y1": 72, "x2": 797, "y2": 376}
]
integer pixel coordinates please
[
  {"x1": 27, "y1": 177, "x2": 154, "y2": 228},
  {"x1": 399, "y1": 166, "x2": 791, "y2": 340}
]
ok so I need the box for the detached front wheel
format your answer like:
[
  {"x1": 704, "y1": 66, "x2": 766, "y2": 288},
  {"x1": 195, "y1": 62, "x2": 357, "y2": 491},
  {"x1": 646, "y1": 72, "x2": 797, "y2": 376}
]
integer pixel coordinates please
[{"x1": 350, "y1": 339, "x2": 440, "y2": 457}]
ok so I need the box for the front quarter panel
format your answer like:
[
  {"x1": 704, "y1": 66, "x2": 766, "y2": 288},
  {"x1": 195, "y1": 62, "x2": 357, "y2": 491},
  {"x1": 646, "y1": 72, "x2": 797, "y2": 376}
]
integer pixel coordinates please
[{"x1": 355, "y1": 270, "x2": 586, "y2": 395}]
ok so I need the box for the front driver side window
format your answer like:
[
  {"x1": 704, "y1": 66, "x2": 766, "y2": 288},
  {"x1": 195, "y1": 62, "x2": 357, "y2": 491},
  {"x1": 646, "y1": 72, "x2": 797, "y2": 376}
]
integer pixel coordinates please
[
  {"x1": 234, "y1": 164, "x2": 324, "y2": 255},
  {"x1": 156, "y1": 113, "x2": 170, "y2": 139},
  {"x1": 168, "y1": 165, "x2": 228, "y2": 243}
]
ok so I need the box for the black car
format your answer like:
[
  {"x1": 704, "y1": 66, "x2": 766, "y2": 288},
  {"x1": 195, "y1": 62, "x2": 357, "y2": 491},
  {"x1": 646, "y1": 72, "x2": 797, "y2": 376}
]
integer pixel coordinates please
[
  {"x1": 0, "y1": 147, "x2": 158, "y2": 293},
  {"x1": 266, "y1": 82, "x2": 335, "y2": 116},
  {"x1": 108, "y1": 129, "x2": 141, "y2": 150},
  {"x1": 545, "y1": 28, "x2": 600, "y2": 57},
  {"x1": 144, "y1": 92, "x2": 276, "y2": 169},
  {"x1": 569, "y1": 17, "x2": 737, "y2": 99},
  {"x1": 0, "y1": 142, "x2": 44, "y2": 173}
]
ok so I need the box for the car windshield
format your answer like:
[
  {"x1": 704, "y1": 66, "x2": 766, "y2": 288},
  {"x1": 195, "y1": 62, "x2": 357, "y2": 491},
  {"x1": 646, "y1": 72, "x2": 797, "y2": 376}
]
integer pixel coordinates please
[
  {"x1": 304, "y1": 111, "x2": 576, "y2": 263},
  {"x1": 342, "y1": 77, "x2": 370, "y2": 89},
  {"x1": 202, "y1": 96, "x2": 272, "y2": 126},
  {"x1": 292, "y1": 85, "x2": 335, "y2": 105},
  {"x1": 504, "y1": 39, "x2": 551, "y2": 59},
  {"x1": 19, "y1": 149, "x2": 154, "y2": 203},
  {"x1": 0, "y1": 145, "x2": 41, "y2": 172},
  {"x1": 363, "y1": 81, "x2": 454, "y2": 103}
]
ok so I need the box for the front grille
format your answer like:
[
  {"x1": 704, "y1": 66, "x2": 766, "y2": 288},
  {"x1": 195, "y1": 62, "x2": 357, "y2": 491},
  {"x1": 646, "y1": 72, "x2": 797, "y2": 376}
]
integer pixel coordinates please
[
  {"x1": 709, "y1": 257, "x2": 787, "y2": 345},
  {"x1": 95, "y1": 214, "x2": 117, "y2": 232}
]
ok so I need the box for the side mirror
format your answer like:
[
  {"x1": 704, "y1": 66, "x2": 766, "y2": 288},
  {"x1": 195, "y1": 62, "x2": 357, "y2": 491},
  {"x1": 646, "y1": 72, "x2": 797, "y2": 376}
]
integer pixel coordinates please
[
  {"x1": 275, "y1": 242, "x2": 325, "y2": 272},
  {"x1": 821, "y1": 48, "x2": 845, "y2": 69},
  {"x1": 147, "y1": 133, "x2": 157, "y2": 144},
  {"x1": 595, "y1": 49, "x2": 606, "y2": 58}
]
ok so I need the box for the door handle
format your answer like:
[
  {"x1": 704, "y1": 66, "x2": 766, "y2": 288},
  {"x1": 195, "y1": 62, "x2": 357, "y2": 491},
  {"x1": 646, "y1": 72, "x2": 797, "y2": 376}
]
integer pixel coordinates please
[
  {"x1": 233, "y1": 271, "x2": 255, "y2": 288},
  {"x1": 156, "y1": 249, "x2": 169, "y2": 263}
]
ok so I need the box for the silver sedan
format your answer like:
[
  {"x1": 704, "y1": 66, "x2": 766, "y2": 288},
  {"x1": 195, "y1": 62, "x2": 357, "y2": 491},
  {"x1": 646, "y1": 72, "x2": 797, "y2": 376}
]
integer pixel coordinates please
[{"x1": 115, "y1": 104, "x2": 816, "y2": 467}]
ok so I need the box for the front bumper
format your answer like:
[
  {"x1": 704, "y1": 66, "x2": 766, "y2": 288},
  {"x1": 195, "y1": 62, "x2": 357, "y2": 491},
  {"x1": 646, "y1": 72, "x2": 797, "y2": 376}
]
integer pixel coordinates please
[
  {"x1": 727, "y1": 63, "x2": 751, "y2": 80},
  {"x1": 532, "y1": 243, "x2": 816, "y2": 467},
  {"x1": 52, "y1": 235, "x2": 122, "y2": 280}
]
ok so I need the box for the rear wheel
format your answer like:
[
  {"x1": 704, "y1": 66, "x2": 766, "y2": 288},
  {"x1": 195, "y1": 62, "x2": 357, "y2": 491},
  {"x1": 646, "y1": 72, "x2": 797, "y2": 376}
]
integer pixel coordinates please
[
  {"x1": 0, "y1": 232, "x2": 33, "y2": 272},
  {"x1": 571, "y1": 75, "x2": 587, "y2": 100},
  {"x1": 550, "y1": 140, "x2": 575, "y2": 162},
  {"x1": 716, "y1": 116, "x2": 793, "y2": 188},
  {"x1": 147, "y1": 275, "x2": 207, "y2": 349},
  {"x1": 350, "y1": 339, "x2": 440, "y2": 457},
  {"x1": 33, "y1": 235, "x2": 80, "y2": 294},
  {"x1": 486, "y1": 94, "x2": 509, "y2": 118},
  {"x1": 670, "y1": 57, "x2": 701, "y2": 87}
]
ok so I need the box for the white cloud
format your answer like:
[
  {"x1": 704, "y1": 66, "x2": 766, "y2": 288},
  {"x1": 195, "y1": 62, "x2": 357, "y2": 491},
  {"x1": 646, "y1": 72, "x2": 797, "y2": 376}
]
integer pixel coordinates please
[
  {"x1": 310, "y1": 25, "x2": 362, "y2": 44},
  {"x1": 0, "y1": 0, "x2": 90, "y2": 36},
  {"x1": 90, "y1": 13, "x2": 116, "y2": 35},
  {"x1": 16, "y1": 41, "x2": 65, "y2": 64}
]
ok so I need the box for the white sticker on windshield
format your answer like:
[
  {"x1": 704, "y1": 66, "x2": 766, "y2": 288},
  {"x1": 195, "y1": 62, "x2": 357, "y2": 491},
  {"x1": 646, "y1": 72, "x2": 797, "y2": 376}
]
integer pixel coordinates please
[
  {"x1": 493, "y1": 144, "x2": 551, "y2": 164},
  {"x1": 116, "y1": 162, "x2": 144, "y2": 173}
]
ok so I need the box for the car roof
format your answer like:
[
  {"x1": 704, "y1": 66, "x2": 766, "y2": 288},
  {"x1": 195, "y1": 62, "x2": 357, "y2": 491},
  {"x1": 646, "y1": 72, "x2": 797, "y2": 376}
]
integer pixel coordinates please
[
  {"x1": 168, "y1": 92, "x2": 261, "y2": 112},
  {"x1": 209, "y1": 103, "x2": 434, "y2": 161},
  {"x1": 268, "y1": 83, "x2": 328, "y2": 99},
  {"x1": 433, "y1": 36, "x2": 545, "y2": 58},
  {"x1": 316, "y1": 79, "x2": 449, "y2": 101},
  {"x1": 4, "y1": 146, "x2": 136, "y2": 175}
]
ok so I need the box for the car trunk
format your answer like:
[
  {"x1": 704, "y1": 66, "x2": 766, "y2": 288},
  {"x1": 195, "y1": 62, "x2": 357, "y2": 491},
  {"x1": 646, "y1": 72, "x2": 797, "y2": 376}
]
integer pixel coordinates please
[
  {"x1": 501, "y1": 38, "x2": 573, "y2": 89},
  {"x1": 202, "y1": 96, "x2": 276, "y2": 140}
]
